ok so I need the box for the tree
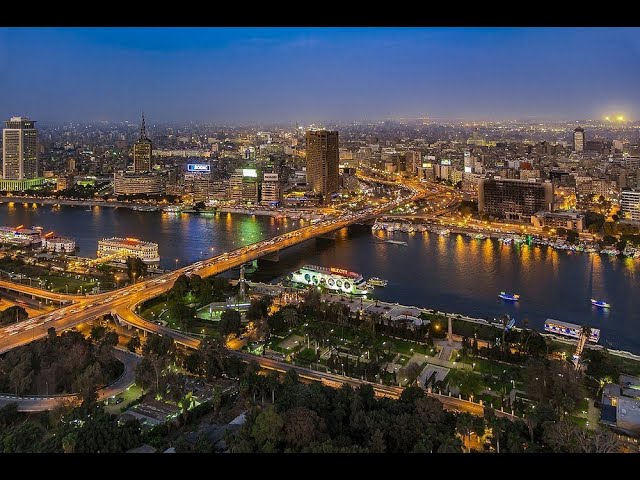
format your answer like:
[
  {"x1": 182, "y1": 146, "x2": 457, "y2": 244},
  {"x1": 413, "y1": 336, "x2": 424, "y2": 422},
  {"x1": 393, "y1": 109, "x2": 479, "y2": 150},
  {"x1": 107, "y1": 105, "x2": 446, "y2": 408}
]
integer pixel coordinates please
[
  {"x1": 126, "y1": 335, "x2": 141, "y2": 353},
  {"x1": 199, "y1": 336, "x2": 227, "y2": 379},
  {"x1": 212, "y1": 386, "x2": 223, "y2": 415},
  {"x1": 101, "y1": 331, "x2": 119, "y2": 348},
  {"x1": 0, "y1": 305, "x2": 28, "y2": 326},
  {"x1": 219, "y1": 309, "x2": 241, "y2": 337},
  {"x1": 251, "y1": 407, "x2": 284, "y2": 452},
  {"x1": 90, "y1": 325, "x2": 106, "y2": 342},
  {"x1": 284, "y1": 407, "x2": 324, "y2": 450},
  {"x1": 125, "y1": 256, "x2": 147, "y2": 284},
  {"x1": 281, "y1": 307, "x2": 298, "y2": 330},
  {"x1": 9, "y1": 361, "x2": 33, "y2": 395}
]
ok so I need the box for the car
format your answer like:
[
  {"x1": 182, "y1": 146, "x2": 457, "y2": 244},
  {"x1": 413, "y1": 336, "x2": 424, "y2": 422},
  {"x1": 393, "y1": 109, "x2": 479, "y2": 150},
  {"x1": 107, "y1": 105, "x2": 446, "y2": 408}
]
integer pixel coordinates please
[{"x1": 115, "y1": 397, "x2": 124, "y2": 404}]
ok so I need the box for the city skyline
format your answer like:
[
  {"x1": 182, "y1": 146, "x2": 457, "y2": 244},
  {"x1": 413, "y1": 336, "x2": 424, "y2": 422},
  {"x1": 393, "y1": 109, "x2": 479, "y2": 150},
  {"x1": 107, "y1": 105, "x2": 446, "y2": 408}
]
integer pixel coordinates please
[{"x1": 2, "y1": 27, "x2": 640, "y2": 123}]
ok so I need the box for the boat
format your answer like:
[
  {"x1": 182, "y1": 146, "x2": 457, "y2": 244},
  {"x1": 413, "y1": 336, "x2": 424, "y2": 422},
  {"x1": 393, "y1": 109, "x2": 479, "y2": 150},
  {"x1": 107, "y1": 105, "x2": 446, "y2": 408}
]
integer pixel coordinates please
[
  {"x1": 498, "y1": 291, "x2": 520, "y2": 301},
  {"x1": 291, "y1": 265, "x2": 369, "y2": 295},
  {"x1": 544, "y1": 319, "x2": 600, "y2": 343},
  {"x1": 385, "y1": 240, "x2": 408, "y2": 246},
  {"x1": 367, "y1": 277, "x2": 388, "y2": 287},
  {"x1": 85, "y1": 207, "x2": 92, "y2": 211},
  {"x1": 591, "y1": 299, "x2": 611, "y2": 308}
]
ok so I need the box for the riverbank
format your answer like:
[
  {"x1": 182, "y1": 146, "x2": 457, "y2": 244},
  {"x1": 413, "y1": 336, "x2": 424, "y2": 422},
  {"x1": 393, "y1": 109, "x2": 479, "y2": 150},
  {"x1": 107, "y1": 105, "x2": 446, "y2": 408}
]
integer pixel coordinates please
[
  {"x1": 243, "y1": 279, "x2": 640, "y2": 364},
  {"x1": 373, "y1": 220, "x2": 640, "y2": 259},
  {"x1": 0, "y1": 196, "x2": 158, "y2": 211}
]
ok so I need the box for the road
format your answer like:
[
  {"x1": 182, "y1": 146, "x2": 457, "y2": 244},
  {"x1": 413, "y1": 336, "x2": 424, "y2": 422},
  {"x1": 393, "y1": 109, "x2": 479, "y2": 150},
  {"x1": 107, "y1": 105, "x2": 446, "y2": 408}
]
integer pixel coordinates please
[
  {"x1": 0, "y1": 347, "x2": 140, "y2": 412},
  {"x1": 0, "y1": 174, "x2": 519, "y2": 418},
  {"x1": 228, "y1": 350, "x2": 517, "y2": 419},
  {"x1": 0, "y1": 172, "x2": 434, "y2": 354}
]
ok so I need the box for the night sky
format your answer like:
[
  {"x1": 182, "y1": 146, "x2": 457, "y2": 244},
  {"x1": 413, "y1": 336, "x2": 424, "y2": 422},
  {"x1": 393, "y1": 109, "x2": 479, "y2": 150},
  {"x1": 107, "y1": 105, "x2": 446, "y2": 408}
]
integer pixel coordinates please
[{"x1": 1, "y1": 27, "x2": 640, "y2": 124}]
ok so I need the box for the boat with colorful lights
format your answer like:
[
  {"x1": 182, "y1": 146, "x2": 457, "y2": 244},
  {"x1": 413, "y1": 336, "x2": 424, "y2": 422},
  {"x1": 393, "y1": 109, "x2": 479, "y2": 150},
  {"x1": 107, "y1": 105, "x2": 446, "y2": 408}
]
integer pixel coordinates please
[{"x1": 498, "y1": 291, "x2": 520, "y2": 301}]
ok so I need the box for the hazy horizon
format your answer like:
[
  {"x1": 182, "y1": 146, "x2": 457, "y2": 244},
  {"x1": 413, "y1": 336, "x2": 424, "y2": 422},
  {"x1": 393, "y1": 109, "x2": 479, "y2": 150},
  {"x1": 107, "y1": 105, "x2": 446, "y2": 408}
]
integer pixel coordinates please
[{"x1": 2, "y1": 27, "x2": 640, "y2": 124}]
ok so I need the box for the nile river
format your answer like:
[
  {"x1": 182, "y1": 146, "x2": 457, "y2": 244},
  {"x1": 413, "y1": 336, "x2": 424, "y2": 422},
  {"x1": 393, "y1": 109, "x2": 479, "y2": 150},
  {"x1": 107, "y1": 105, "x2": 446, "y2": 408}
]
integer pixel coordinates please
[{"x1": 1, "y1": 203, "x2": 638, "y2": 353}]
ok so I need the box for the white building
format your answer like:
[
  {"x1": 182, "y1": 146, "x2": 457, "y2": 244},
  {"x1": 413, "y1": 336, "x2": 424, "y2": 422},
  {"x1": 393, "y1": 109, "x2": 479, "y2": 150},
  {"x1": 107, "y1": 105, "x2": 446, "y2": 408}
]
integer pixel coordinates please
[
  {"x1": 621, "y1": 190, "x2": 640, "y2": 223},
  {"x1": 97, "y1": 237, "x2": 160, "y2": 264},
  {"x1": 43, "y1": 236, "x2": 76, "y2": 254}
]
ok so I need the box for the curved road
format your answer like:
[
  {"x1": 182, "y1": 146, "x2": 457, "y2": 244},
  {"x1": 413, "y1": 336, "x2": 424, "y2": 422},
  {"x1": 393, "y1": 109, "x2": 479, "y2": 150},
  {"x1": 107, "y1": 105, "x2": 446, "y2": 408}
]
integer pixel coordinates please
[
  {"x1": 0, "y1": 174, "x2": 511, "y2": 417},
  {"x1": 0, "y1": 348, "x2": 140, "y2": 412}
]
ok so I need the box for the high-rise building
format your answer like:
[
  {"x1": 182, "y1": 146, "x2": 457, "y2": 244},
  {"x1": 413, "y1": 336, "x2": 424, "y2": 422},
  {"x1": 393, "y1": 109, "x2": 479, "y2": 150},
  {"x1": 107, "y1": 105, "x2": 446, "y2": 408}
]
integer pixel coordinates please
[
  {"x1": 2, "y1": 116, "x2": 38, "y2": 180},
  {"x1": 621, "y1": 190, "x2": 640, "y2": 223},
  {"x1": 573, "y1": 127, "x2": 585, "y2": 153},
  {"x1": 229, "y1": 168, "x2": 259, "y2": 204},
  {"x1": 261, "y1": 173, "x2": 281, "y2": 205},
  {"x1": 478, "y1": 177, "x2": 554, "y2": 221},
  {"x1": 133, "y1": 114, "x2": 152, "y2": 172},
  {"x1": 305, "y1": 129, "x2": 339, "y2": 202}
]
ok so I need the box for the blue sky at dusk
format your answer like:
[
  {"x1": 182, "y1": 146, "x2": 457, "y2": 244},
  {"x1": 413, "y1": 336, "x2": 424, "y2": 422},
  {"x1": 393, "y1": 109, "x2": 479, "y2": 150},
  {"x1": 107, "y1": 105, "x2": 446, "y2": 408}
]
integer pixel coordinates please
[{"x1": 1, "y1": 27, "x2": 640, "y2": 124}]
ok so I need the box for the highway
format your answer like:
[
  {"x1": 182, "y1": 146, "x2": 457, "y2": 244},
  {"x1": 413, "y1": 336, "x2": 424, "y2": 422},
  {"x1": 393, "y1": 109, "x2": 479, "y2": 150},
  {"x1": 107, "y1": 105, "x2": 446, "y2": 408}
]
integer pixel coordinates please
[
  {"x1": 0, "y1": 174, "x2": 517, "y2": 418},
  {"x1": 0, "y1": 172, "x2": 434, "y2": 354}
]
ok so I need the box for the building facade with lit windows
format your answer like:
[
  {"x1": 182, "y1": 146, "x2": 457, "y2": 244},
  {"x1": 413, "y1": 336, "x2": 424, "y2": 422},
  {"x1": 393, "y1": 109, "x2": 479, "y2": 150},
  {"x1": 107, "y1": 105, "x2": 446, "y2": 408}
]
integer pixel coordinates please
[
  {"x1": 97, "y1": 237, "x2": 160, "y2": 264},
  {"x1": 621, "y1": 190, "x2": 640, "y2": 223},
  {"x1": 2, "y1": 117, "x2": 38, "y2": 180},
  {"x1": 133, "y1": 114, "x2": 152, "y2": 172},
  {"x1": 229, "y1": 168, "x2": 258, "y2": 204},
  {"x1": 478, "y1": 177, "x2": 554, "y2": 221},
  {"x1": 305, "y1": 129, "x2": 339, "y2": 202},
  {"x1": 113, "y1": 170, "x2": 166, "y2": 196},
  {"x1": 43, "y1": 236, "x2": 76, "y2": 253},
  {"x1": 573, "y1": 126, "x2": 585, "y2": 153},
  {"x1": 260, "y1": 172, "x2": 280, "y2": 205}
]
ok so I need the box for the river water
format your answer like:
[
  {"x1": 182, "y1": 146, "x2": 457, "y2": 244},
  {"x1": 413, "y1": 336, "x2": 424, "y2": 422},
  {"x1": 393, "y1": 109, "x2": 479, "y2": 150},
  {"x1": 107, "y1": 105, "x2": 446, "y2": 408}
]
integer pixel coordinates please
[{"x1": 1, "y1": 203, "x2": 638, "y2": 353}]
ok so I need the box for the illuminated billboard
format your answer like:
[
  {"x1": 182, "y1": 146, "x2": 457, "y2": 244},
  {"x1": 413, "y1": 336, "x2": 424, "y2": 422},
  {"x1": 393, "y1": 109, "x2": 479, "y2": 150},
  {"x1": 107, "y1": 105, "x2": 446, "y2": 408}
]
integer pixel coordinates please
[
  {"x1": 187, "y1": 164, "x2": 210, "y2": 172},
  {"x1": 422, "y1": 162, "x2": 432, "y2": 168},
  {"x1": 464, "y1": 166, "x2": 472, "y2": 173},
  {"x1": 440, "y1": 159, "x2": 451, "y2": 166},
  {"x1": 242, "y1": 168, "x2": 257, "y2": 178}
]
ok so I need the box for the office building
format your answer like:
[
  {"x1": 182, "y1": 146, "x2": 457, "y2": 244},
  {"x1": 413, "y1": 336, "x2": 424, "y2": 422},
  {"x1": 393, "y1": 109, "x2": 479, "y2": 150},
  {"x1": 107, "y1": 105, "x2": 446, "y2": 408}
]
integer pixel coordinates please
[
  {"x1": 621, "y1": 190, "x2": 640, "y2": 223},
  {"x1": 261, "y1": 173, "x2": 280, "y2": 205},
  {"x1": 573, "y1": 127, "x2": 585, "y2": 153},
  {"x1": 113, "y1": 170, "x2": 166, "y2": 196},
  {"x1": 2, "y1": 116, "x2": 38, "y2": 180},
  {"x1": 478, "y1": 177, "x2": 554, "y2": 221},
  {"x1": 183, "y1": 163, "x2": 212, "y2": 201},
  {"x1": 305, "y1": 129, "x2": 339, "y2": 202},
  {"x1": 133, "y1": 114, "x2": 152, "y2": 172},
  {"x1": 229, "y1": 168, "x2": 259, "y2": 204}
]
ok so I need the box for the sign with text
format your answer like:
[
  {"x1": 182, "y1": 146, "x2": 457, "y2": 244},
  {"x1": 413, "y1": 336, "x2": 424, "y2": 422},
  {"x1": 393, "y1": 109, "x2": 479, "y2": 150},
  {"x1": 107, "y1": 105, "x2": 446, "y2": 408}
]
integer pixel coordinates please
[{"x1": 187, "y1": 164, "x2": 210, "y2": 172}]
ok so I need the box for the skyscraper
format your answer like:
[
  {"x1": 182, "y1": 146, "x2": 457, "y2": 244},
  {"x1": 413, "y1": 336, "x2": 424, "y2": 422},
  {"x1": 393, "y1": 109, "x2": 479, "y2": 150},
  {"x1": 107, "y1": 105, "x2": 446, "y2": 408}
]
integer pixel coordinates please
[
  {"x1": 2, "y1": 116, "x2": 38, "y2": 180},
  {"x1": 305, "y1": 129, "x2": 339, "y2": 202},
  {"x1": 133, "y1": 114, "x2": 152, "y2": 172},
  {"x1": 573, "y1": 127, "x2": 585, "y2": 153}
]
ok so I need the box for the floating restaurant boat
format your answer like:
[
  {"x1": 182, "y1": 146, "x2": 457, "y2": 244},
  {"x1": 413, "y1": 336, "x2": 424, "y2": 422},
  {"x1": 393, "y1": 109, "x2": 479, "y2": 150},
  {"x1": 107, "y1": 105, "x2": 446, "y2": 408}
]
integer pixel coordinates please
[
  {"x1": 544, "y1": 319, "x2": 600, "y2": 343},
  {"x1": 291, "y1": 265, "x2": 369, "y2": 295}
]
